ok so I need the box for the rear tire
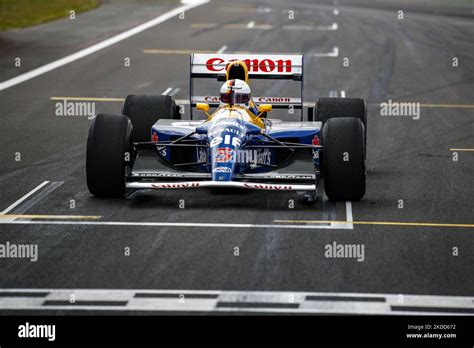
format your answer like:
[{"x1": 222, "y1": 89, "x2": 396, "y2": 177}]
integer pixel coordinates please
[
  {"x1": 122, "y1": 94, "x2": 179, "y2": 142},
  {"x1": 86, "y1": 113, "x2": 133, "y2": 197},
  {"x1": 322, "y1": 117, "x2": 366, "y2": 201},
  {"x1": 316, "y1": 97, "x2": 367, "y2": 137}
]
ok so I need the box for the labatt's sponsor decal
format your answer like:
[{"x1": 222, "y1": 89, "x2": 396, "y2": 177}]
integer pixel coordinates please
[{"x1": 206, "y1": 57, "x2": 293, "y2": 73}]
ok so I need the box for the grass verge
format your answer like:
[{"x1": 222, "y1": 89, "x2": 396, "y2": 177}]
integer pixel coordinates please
[{"x1": 1, "y1": 0, "x2": 99, "y2": 30}]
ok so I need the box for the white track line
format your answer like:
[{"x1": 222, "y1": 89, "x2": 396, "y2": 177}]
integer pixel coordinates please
[
  {"x1": 0, "y1": 181, "x2": 49, "y2": 215},
  {"x1": 326, "y1": 88, "x2": 352, "y2": 230},
  {"x1": 345, "y1": 202, "x2": 353, "y2": 226},
  {"x1": 0, "y1": 220, "x2": 351, "y2": 230},
  {"x1": 313, "y1": 46, "x2": 339, "y2": 57},
  {"x1": 0, "y1": 288, "x2": 471, "y2": 315},
  {"x1": 0, "y1": 0, "x2": 209, "y2": 91},
  {"x1": 169, "y1": 88, "x2": 181, "y2": 96},
  {"x1": 283, "y1": 23, "x2": 338, "y2": 31},
  {"x1": 216, "y1": 45, "x2": 227, "y2": 53},
  {"x1": 9, "y1": 288, "x2": 218, "y2": 294},
  {"x1": 161, "y1": 87, "x2": 173, "y2": 95}
]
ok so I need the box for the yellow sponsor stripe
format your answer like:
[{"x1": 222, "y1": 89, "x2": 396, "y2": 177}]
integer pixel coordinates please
[
  {"x1": 0, "y1": 214, "x2": 102, "y2": 220},
  {"x1": 274, "y1": 220, "x2": 474, "y2": 228},
  {"x1": 450, "y1": 148, "x2": 474, "y2": 152}
]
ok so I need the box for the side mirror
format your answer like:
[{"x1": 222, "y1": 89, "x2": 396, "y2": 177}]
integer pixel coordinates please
[
  {"x1": 195, "y1": 125, "x2": 208, "y2": 134},
  {"x1": 196, "y1": 103, "x2": 210, "y2": 112},
  {"x1": 196, "y1": 103, "x2": 211, "y2": 119},
  {"x1": 258, "y1": 104, "x2": 272, "y2": 114}
]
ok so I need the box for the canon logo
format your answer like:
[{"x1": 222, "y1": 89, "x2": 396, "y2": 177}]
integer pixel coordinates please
[
  {"x1": 243, "y1": 183, "x2": 292, "y2": 190},
  {"x1": 257, "y1": 97, "x2": 291, "y2": 103},
  {"x1": 206, "y1": 58, "x2": 292, "y2": 73},
  {"x1": 151, "y1": 183, "x2": 200, "y2": 188},
  {"x1": 204, "y1": 96, "x2": 220, "y2": 102}
]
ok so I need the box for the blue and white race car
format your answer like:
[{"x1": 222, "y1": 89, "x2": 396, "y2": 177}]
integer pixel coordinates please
[{"x1": 86, "y1": 53, "x2": 367, "y2": 201}]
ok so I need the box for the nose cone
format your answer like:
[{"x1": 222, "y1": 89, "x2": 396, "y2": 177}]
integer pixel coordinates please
[
  {"x1": 212, "y1": 147, "x2": 235, "y2": 181},
  {"x1": 209, "y1": 119, "x2": 247, "y2": 181}
]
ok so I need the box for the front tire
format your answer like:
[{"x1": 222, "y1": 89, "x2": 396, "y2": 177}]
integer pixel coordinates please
[
  {"x1": 86, "y1": 113, "x2": 133, "y2": 197},
  {"x1": 322, "y1": 117, "x2": 366, "y2": 201}
]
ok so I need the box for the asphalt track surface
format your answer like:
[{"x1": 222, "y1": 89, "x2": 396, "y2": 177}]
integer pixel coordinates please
[{"x1": 0, "y1": 0, "x2": 473, "y2": 314}]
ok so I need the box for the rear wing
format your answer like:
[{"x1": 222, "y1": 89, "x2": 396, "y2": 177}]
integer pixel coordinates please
[
  {"x1": 189, "y1": 53, "x2": 304, "y2": 119},
  {"x1": 191, "y1": 96, "x2": 303, "y2": 109}
]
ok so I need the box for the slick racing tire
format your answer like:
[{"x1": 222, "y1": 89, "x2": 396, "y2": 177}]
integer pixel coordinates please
[
  {"x1": 315, "y1": 97, "x2": 367, "y2": 138},
  {"x1": 122, "y1": 94, "x2": 179, "y2": 142},
  {"x1": 86, "y1": 113, "x2": 133, "y2": 197},
  {"x1": 316, "y1": 97, "x2": 367, "y2": 173},
  {"x1": 322, "y1": 117, "x2": 366, "y2": 201}
]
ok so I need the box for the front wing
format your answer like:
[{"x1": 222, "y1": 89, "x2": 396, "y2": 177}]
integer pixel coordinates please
[
  {"x1": 126, "y1": 181, "x2": 315, "y2": 191},
  {"x1": 127, "y1": 147, "x2": 316, "y2": 192}
]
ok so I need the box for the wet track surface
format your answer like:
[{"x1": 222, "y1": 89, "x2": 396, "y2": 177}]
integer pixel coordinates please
[{"x1": 0, "y1": 0, "x2": 473, "y2": 313}]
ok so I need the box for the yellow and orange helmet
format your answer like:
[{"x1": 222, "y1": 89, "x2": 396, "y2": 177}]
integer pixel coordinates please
[{"x1": 225, "y1": 60, "x2": 249, "y2": 82}]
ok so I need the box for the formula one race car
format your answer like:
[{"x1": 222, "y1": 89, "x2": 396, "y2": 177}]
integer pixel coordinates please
[{"x1": 86, "y1": 53, "x2": 367, "y2": 201}]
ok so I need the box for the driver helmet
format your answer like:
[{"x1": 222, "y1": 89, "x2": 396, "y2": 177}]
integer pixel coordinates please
[
  {"x1": 226, "y1": 60, "x2": 248, "y2": 82},
  {"x1": 219, "y1": 79, "x2": 251, "y2": 107}
]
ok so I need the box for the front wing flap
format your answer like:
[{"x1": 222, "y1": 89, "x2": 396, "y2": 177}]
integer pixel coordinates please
[{"x1": 126, "y1": 180, "x2": 315, "y2": 191}]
